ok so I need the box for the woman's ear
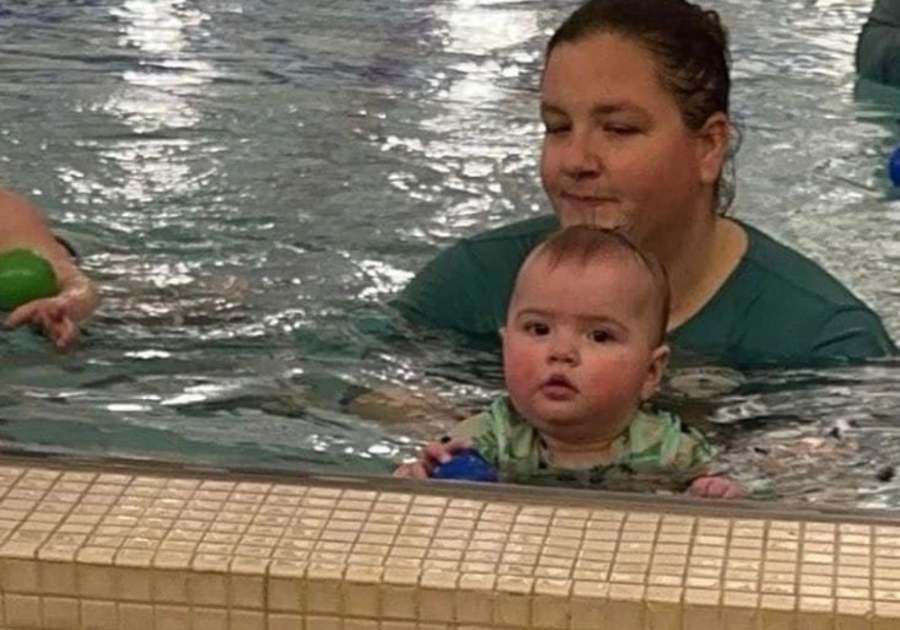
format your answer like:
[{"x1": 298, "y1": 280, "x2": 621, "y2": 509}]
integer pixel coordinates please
[
  {"x1": 640, "y1": 343, "x2": 671, "y2": 401},
  {"x1": 696, "y1": 112, "x2": 730, "y2": 187}
]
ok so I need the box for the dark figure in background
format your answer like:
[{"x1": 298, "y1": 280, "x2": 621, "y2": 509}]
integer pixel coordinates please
[{"x1": 857, "y1": 0, "x2": 900, "y2": 88}]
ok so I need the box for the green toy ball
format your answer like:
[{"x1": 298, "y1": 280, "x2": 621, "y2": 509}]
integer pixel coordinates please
[{"x1": 0, "y1": 249, "x2": 59, "y2": 310}]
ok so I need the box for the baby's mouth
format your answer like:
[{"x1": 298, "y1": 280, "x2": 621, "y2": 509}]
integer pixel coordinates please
[{"x1": 540, "y1": 374, "x2": 578, "y2": 400}]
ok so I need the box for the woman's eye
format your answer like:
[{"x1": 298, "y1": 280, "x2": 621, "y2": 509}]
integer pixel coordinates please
[
  {"x1": 524, "y1": 322, "x2": 550, "y2": 336},
  {"x1": 543, "y1": 122, "x2": 570, "y2": 135},
  {"x1": 589, "y1": 329, "x2": 612, "y2": 343},
  {"x1": 605, "y1": 123, "x2": 639, "y2": 135}
]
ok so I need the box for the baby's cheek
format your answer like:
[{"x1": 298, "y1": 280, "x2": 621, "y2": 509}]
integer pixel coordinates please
[{"x1": 503, "y1": 348, "x2": 537, "y2": 401}]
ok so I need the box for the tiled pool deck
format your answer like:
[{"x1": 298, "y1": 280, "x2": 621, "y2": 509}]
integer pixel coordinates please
[{"x1": 0, "y1": 454, "x2": 897, "y2": 629}]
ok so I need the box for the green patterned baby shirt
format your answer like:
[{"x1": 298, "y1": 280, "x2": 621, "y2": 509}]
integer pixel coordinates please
[{"x1": 455, "y1": 397, "x2": 717, "y2": 490}]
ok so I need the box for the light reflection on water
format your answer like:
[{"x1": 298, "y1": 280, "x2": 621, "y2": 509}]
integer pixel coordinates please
[{"x1": 0, "y1": 0, "x2": 899, "y2": 506}]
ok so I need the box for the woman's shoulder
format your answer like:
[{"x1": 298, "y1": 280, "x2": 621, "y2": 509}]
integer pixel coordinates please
[
  {"x1": 680, "y1": 220, "x2": 895, "y2": 364},
  {"x1": 739, "y1": 222, "x2": 873, "y2": 309}
]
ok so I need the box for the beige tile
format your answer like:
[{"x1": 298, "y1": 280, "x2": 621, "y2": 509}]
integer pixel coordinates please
[
  {"x1": 152, "y1": 604, "x2": 190, "y2": 630},
  {"x1": 874, "y1": 601, "x2": 900, "y2": 630},
  {"x1": 39, "y1": 560, "x2": 78, "y2": 596},
  {"x1": 303, "y1": 614, "x2": 343, "y2": 630},
  {"x1": 190, "y1": 607, "x2": 229, "y2": 630},
  {"x1": 231, "y1": 608, "x2": 265, "y2": 630},
  {"x1": 836, "y1": 598, "x2": 872, "y2": 630},
  {"x1": 81, "y1": 598, "x2": 118, "y2": 630},
  {"x1": 343, "y1": 620, "x2": 379, "y2": 630},
  {"x1": 494, "y1": 575, "x2": 533, "y2": 627},
  {"x1": 268, "y1": 561, "x2": 305, "y2": 612},
  {"x1": 607, "y1": 583, "x2": 645, "y2": 628},
  {"x1": 570, "y1": 580, "x2": 609, "y2": 630},
  {"x1": 646, "y1": 585, "x2": 682, "y2": 630},
  {"x1": 798, "y1": 595, "x2": 835, "y2": 630},
  {"x1": 77, "y1": 561, "x2": 117, "y2": 600},
  {"x1": 722, "y1": 591, "x2": 759, "y2": 630},
  {"x1": 418, "y1": 569, "x2": 457, "y2": 623},
  {"x1": 344, "y1": 565, "x2": 384, "y2": 618},
  {"x1": 306, "y1": 563, "x2": 344, "y2": 615},
  {"x1": 117, "y1": 566, "x2": 153, "y2": 602},
  {"x1": 381, "y1": 566, "x2": 419, "y2": 620},
  {"x1": 152, "y1": 567, "x2": 189, "y2": 604},
  {"x1": 41, "y1": 595, "x2": 79, "y2": 629},
  {"x1": 530, "y1": 577, "x2": 571, "y2": 629},
  {"x1": 2, "y1": 558, "x2": 39, "y2": 592},
  {"x1": 188, "y1": 570, "x2": 228, "y2": 608},
  {"x1": 455, "y1": 573, "x2": 495, "y2": 625},
  {"x1": 230, "y1": 557, "x2": 267, "y2": 610},
  {"x1": 3, "y1": 593, "x2": 41, "y2": 628},
  {"x1": 267, "y1": 612, "x2": 304, "y2": 630},
  {"x1": 684, "y1": 588, "x2": 721, "y2": 627}
]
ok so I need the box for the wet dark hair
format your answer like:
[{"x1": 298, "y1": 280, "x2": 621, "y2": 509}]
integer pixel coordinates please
[
  {"x1": 546, "y1": 0, "x2": 738, "y2": 214},
  {"x1": 525, "y1": 225, "x2": 670, "y2": 345}
]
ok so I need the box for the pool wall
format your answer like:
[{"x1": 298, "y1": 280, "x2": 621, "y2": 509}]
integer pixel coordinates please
[{"x1": 0, "y1": 455, "x2": 898, "y2": 629}]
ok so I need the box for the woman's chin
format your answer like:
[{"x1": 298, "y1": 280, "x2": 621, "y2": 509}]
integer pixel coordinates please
[{"x1": 557, "y1": 209, "x2": 630, "y2": 232}]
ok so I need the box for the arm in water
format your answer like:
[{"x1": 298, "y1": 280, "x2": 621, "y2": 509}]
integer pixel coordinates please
[{"x1": 0, "y1": 189, "x2": 100, "y2": 351}]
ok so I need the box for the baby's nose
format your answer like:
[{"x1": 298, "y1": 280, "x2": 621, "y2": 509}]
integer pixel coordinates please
[{"x1": 548, "y1": 338, "x2": 579, "y2": 364}]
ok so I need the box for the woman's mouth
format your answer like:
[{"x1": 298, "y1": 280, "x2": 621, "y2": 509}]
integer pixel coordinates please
[
  {"x1": 560, "y1": 192, "x2": 617, "y2": 207},
  {"x1": 558, "y1": 193, "x2": 625, "y2": 227}
]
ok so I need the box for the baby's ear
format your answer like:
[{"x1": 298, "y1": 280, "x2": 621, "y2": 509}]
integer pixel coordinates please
[{"x1": 640, "y1": 343, "x2": 670, "y2": 400}]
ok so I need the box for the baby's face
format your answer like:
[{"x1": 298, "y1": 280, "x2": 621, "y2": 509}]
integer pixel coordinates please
[{"x1": 502, "y1": 253, "x2": 665, "y2": 443}]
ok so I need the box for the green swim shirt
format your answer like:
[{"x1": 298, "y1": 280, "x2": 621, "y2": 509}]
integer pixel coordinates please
[
  {"x1": 454, "y1": 397, "x2": 715, "y2": 489},
  {"x1": 393, "y1": 216, "x2": 895, "y2": 367}
]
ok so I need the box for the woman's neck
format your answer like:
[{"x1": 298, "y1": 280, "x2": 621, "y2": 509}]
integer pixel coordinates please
[{"x1": 652, "y1": 214, "x2": 748, "y2": 331}]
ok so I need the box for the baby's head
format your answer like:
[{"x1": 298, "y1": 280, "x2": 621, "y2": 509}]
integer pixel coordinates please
[{"x1": 501, "y1": 225, "x2": 670, "y2": 443}]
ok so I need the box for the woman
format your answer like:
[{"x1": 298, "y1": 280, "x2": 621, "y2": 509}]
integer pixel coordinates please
[
  {"x1": 0, "y1": 189, "x2": 100, "y2": 352},
  {"x1": 393, "y1": 0, "x2": 895, "y2": 368}
]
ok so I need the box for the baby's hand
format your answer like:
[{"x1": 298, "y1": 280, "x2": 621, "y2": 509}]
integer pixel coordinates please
[
  {"x1": 394, "y1": 437, "x2": 472, "y2": 479},
  {"x1": 688, "y1": 475, "x2": 745, "y2": 499}
]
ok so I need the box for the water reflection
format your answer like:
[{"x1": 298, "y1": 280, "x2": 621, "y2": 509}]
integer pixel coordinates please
[
  {"x1": 382, "y1": 0, "x2": 543, "y2": 234},
  {"x1": 100, "y1": 0, "x2": 215, "y2": 203}
]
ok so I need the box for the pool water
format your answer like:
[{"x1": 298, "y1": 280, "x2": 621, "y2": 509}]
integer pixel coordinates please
[{"x1": 1, "y1": 0, "x2": 899, "y2": 506}]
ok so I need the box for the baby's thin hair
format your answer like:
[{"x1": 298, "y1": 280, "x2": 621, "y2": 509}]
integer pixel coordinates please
[{"x1": 531, "y1": 225, "x2": 671, "y2": 344}]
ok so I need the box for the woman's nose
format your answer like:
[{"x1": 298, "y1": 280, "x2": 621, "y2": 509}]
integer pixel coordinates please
[{"x1": 561, "y1": 129, "x2": 601, "y2": 177}]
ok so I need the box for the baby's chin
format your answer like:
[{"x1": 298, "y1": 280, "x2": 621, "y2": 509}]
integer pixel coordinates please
[{"x1": 524, "y1": 406, "x2": 597, "y2": 431}]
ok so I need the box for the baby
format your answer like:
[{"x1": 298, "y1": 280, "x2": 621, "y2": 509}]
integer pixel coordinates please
[{"x1": 396, "y1": 225, "x2": 743, "y2": 498}]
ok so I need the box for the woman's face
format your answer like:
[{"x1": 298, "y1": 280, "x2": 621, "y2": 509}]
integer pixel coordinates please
[{"x1": 540, "y1": 32, "x2": 722, "y2": 248}]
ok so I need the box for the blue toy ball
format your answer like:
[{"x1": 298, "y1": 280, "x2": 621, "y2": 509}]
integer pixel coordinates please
[
  {"x1": 890, "y1": 146, "x2": 900, "y2": 187},
  {"x1": 432, "y1": 449, "x2": 498, "y2": 482}
]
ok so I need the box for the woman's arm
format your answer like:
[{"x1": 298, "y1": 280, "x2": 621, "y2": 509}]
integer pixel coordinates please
[{"x1": 0, "y1": 189, "x2": 100, "y2": 351}]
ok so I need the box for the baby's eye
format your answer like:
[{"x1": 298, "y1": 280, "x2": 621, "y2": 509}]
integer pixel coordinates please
[
  {"x1": 524, "y1": 321, "x2": 550, "y2": 336},
  {"x1": 589, "y1": 329, "x2": 613, "y2": 343}
]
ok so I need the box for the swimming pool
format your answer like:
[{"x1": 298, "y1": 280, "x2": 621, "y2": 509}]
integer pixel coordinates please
[{"x1": 1, "y1": 0, "x2": 899, "y2": 506}]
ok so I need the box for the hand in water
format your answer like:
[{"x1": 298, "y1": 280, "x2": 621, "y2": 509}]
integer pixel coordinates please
[
  {"x1": 688, "y1": 475, "x2": 745, "y2": 499},
  {"x1": 5, "y1": 295, "x2": 80, "y2": 352},
  {"x1": 394, "y1": 437, "x2": 473, "y2": 479}
]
